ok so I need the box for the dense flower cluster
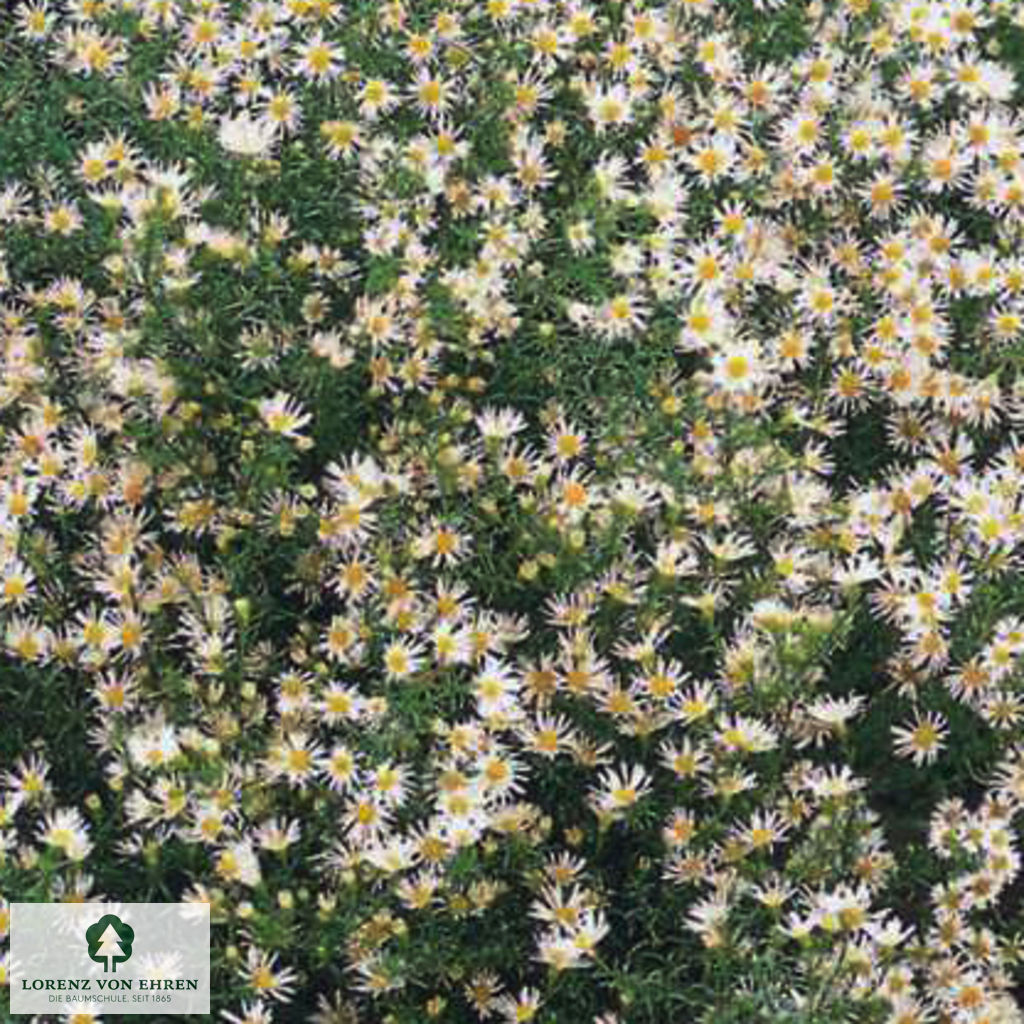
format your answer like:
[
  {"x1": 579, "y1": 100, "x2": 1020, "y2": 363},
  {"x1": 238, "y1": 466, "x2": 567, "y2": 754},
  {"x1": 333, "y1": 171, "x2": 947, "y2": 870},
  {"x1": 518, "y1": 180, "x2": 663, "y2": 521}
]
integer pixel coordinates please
[{"x1": 3, "y1": 0, "x2": 1024, "y2": 1020}]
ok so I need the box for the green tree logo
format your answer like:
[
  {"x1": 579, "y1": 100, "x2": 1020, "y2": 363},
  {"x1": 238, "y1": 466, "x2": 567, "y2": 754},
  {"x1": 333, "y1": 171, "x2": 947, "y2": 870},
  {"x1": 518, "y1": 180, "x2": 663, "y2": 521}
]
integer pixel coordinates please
[{"x1": 86, "y1": 914, "x2": 134, "y2": 973}]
